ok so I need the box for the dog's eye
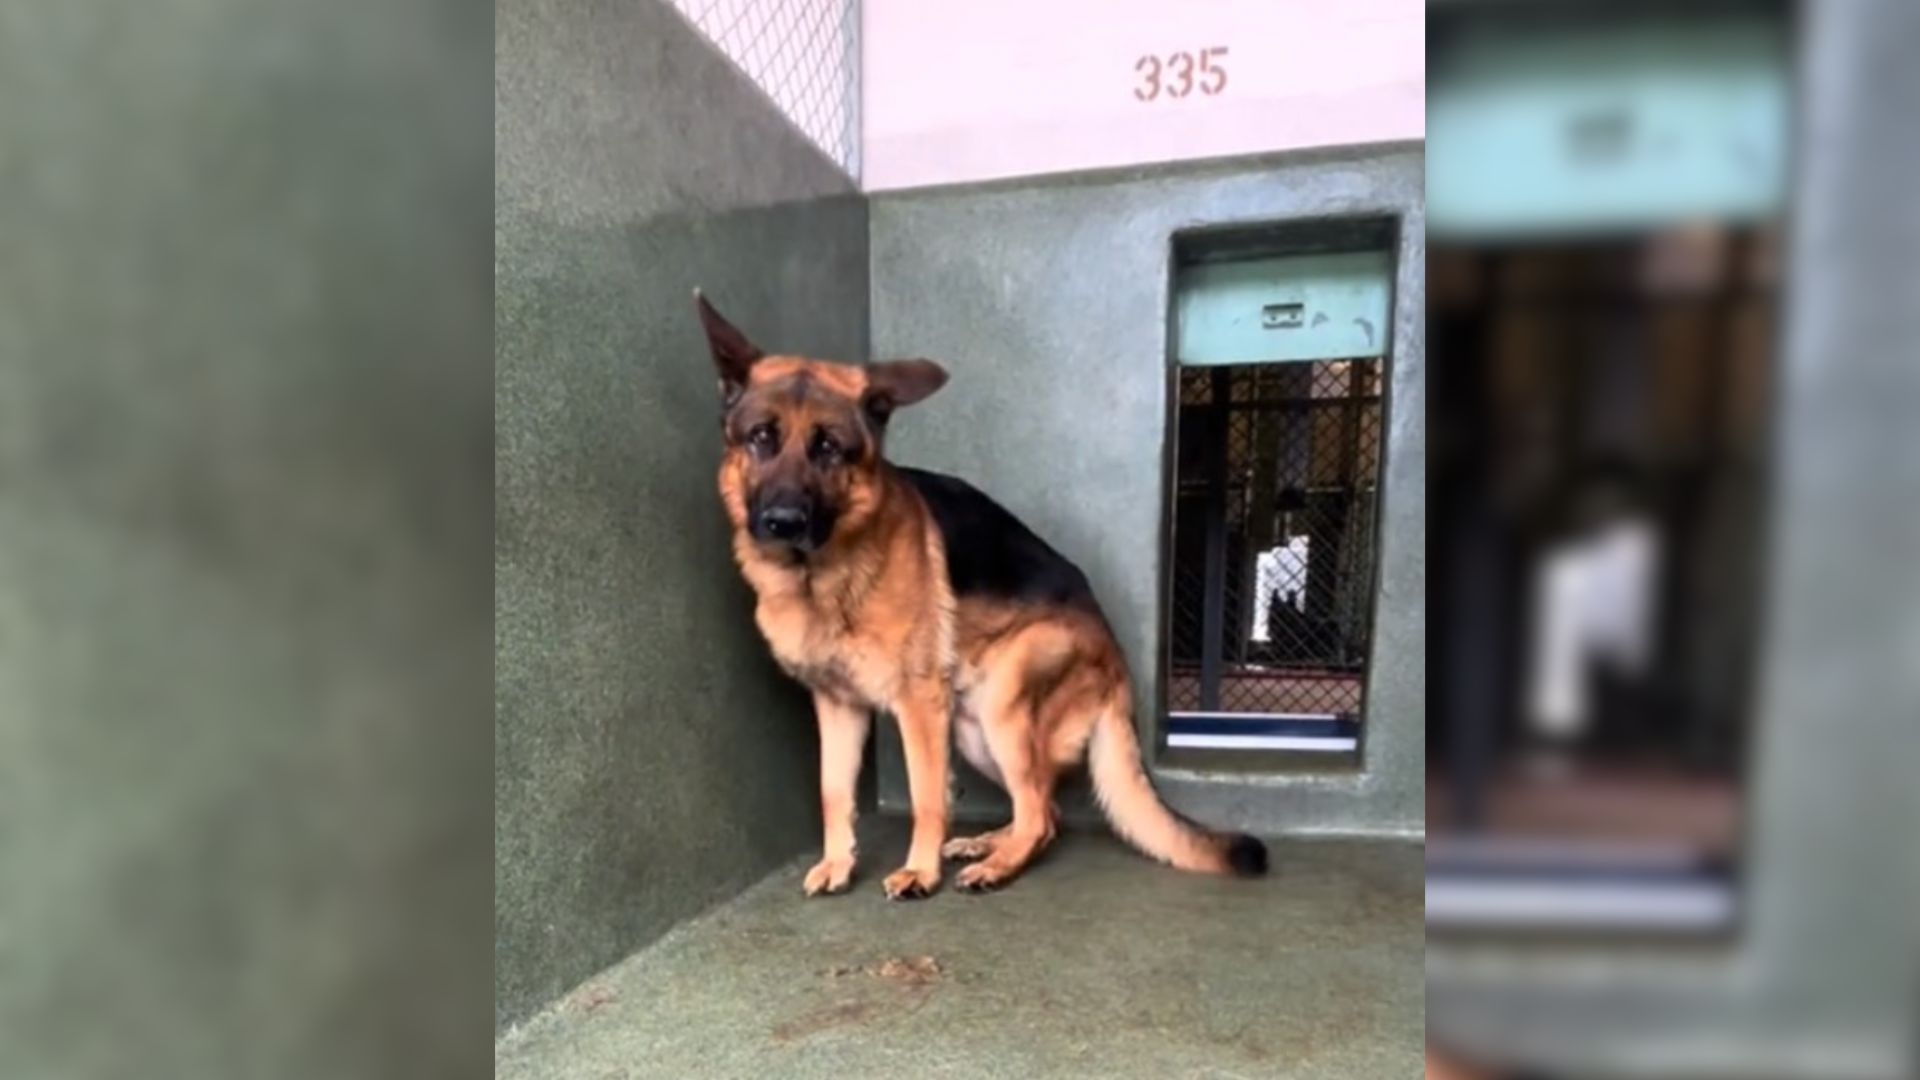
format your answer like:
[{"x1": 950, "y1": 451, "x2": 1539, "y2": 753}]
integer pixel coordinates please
[
  {"x1": 747, "y1": 423, "x2": 778, "y2": 454},
  {"x1": 808, "y1": 431, "x2": 841, "y2": 463}
]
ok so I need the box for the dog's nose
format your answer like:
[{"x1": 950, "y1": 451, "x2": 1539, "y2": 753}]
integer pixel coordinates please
[{"x1": 758, "y1": 505, "x2": 809, "y2": 542}]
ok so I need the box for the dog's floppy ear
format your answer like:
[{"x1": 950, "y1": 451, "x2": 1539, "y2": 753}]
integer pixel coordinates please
[
  {"x1": 693, "y1": 289, "x2": 763, "y2": 404},
  {"x1": 862, "y1": 359, "x2": 949, "y2": 426}
]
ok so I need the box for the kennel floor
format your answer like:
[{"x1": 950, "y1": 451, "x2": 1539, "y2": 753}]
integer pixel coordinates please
[{"x1": 497, "y1": 818, "x2": 1422, "y2": 1079}]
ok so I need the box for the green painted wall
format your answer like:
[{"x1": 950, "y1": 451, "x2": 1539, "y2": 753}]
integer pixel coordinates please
[
  {"x1": 868, "y1": 148, "x2": 1426, "y2": 838},
  {"x1": 0, "y1": 2, "x2": 494, "y2": 1076},
  {"x1": 494, "y1": 0, "x2": 868, "y2": 1030}
]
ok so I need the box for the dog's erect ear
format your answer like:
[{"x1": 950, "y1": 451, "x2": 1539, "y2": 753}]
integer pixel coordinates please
[
  {"x1": 862, "y1": 359, "x2": 949, "y2": 425},
  {"x1": 693, "y1": 289, "x2": 764, "y2": 404}
]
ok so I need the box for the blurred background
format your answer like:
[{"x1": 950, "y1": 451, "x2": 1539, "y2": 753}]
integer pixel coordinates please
[
  {"x1": 0, "y1": 2, "x2": 493, "y2": 1078},
  {"x1": 1425, "y1": 1, "x2": 1918, "y2": 1077}
]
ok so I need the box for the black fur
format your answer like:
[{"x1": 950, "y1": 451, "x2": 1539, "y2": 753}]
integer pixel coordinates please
[
  {"x1": 1225, "y1": 833, "x2": 1269, "y2": 877},
  {"x1": 897, "y1": 466, "x2": 1099, "y2": 614}
]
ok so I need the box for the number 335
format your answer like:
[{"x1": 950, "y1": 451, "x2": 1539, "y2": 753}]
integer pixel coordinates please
[{"x1": 1134, "y1": 47, "x2": 1229, "y2": 102}]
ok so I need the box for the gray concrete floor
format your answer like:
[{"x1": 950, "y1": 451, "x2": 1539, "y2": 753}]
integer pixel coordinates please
[{"x1": 497, "y1": 821, "x2": 1423, "y2": 1079}]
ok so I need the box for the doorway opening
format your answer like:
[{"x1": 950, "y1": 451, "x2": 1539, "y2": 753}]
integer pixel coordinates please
[{"x1": 1163, "y1": 226, "x2": 1396, "y2": 760}]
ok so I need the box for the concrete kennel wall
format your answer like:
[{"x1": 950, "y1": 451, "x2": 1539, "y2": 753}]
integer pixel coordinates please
[
  {"x1": 868, "y1": 146, "x2": 1426, "y2": 838},
  {"x1": 495, "y1": 0, "x2": 867, "y2": 1031}
]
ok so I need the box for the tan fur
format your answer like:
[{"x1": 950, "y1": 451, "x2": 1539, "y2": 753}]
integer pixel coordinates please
[
  {"x1": 717, "y1": 357, "x2": 956, "y2": 897},
  {"x1": 699, "y1": 295, "x2": 1255, "y2": 897},
  {"x1": 944, "y1": 597, "x2": 1244, "y2": 884}
]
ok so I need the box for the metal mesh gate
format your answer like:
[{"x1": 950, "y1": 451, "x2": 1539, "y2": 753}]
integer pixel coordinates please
[
  {"x1": 667, "y1": 0, "x2": 861, "y2": 178},
  {"x1": 1167, "y1": 360, "x2": 1384, "y2": 725}
]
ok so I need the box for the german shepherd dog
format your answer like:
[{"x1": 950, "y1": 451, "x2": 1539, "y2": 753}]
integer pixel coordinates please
[{"x1": 696, "y1": 292, "x2": 1266, "y2": 899}]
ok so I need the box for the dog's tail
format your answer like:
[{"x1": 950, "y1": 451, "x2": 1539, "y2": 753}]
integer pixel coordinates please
[{"x1": 1086, "y1": 690, "x2": 1268, "y2": 877}]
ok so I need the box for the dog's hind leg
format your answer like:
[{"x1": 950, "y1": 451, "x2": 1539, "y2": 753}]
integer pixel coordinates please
[
  {"x1": 943, "y1": 699, "x2": 1013, "y2": 862},
  {"x1": 953, "y1": 696, "x2": 1058, "y2": 892}
]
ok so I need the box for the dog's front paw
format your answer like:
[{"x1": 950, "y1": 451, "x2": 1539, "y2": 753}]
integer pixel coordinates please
[
  {"x1": 802, "y1": 856, "x2": 855, "y2": 897},
  {"x1": 881, "y1": 865, "x2": 940, "y2": 901}
]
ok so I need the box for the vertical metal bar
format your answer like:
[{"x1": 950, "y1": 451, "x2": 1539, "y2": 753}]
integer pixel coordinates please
[
  {"x1": 1341, "y1": 360, "x2": 1366, "y2": 484},
  {"x1": 1449, "y1": 505, "x2": 1502, "y2": 834},
  {"x1": 1683, "y1": 231, "x2": 1739, "y2": 767},
  {"x1": 1333, "y1": 359, "x2": 1366, "y2": 661},
  {"x1": 1242, "y1": 373, "x2": 1284, "y2": 652},
  {"x1": 1200, "y1": 367, "x2": 1231, "y2": 711},
  {"x1": 1303, "y1": 364, "x2": 1354, "y2": 659},
  {"x1": 1448, "y1": 251, "x2": 1500, "y2": 834}
]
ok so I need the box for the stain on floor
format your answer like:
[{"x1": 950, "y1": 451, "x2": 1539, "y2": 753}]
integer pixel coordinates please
[{"x1": 770, "y1": 999, "x2": 882, "y2": 1043}]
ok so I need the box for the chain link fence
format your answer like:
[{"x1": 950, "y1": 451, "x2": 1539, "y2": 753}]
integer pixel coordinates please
[
  {"x1": 668, "y1": 0, "x2": 860, "y2": 178},
  {"x1": 1169, "y1": 360, "x2": 1384, "y2": 721}
]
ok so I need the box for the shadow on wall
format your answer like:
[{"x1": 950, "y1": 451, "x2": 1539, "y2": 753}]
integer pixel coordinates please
[{"x1": 494, "y1": 192, "x2": 869, "y2": 1030}]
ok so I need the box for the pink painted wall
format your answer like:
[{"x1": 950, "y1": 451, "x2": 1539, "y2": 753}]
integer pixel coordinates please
[{"x1": 862, "y1": 0, "x2": 1424, "y2": 191}]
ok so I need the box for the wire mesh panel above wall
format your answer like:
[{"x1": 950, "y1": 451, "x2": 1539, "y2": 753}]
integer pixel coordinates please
[{"x1": 667, "y1": 0, "x2": 861, "y2": 178}]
